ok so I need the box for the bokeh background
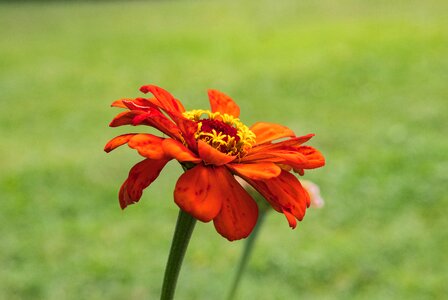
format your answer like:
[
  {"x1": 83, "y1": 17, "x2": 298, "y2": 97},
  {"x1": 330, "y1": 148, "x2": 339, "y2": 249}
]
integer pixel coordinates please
[{"x1": 1, "y1": 0, "x2": 447, "y2": 299}]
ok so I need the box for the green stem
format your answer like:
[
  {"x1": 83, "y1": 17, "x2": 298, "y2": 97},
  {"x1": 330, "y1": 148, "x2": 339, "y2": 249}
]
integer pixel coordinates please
[
  {"x1": 160, "y1": 209, "x2": 197, "y2": 300},
  {"x1": 227, "y1": 211, "x2": 267, "y2": 300}
]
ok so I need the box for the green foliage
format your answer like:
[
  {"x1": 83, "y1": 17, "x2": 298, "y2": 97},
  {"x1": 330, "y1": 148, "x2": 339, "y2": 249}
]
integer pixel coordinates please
[{"x1": 1, "y1": 0, "x2": 447, "y2": 299}]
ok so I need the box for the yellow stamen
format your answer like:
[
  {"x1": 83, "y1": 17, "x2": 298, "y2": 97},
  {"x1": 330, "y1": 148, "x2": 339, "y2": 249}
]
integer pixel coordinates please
[{"x1": 183, "y1": 109, "x2": 256, "y2": 157}]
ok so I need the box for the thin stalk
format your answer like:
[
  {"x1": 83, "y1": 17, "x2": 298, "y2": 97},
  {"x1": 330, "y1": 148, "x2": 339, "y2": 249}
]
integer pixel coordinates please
[
  {"x1": 227, "y1": 211, "x2": 267, "y2": 300},
  {"x1": 160, "y1": 209, "x2": 197, "y2": 300}
]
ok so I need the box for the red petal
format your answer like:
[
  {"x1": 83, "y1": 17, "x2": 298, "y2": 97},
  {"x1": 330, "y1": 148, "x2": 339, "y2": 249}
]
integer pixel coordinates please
[
  {"x1": 109, "y1": 111, "x2": 147, "y2": 127},
  {"x1": 111, "y1": 97, "x2": 155, "y2": 109},
  {"x1": 282, "y1": 209, "x2": 298, "y2": 229},
  {"x1": 212, "y1": 170, "x2": 259, "y2": 241},
  {"x1": 139, "y1": 85, "x2": 185, "y2": 115},
  {"x1": 227, "y1": 162, "x2": 281, "y2": 180},
  {"x1": 127, "y1": 134, "x2": 165, "y2": 159},
  {"x1": 170, "y1": 115, "x2": 198, "y2": 151},
  {"x1": 162, "y1": 139, "x2": 201, "y2": 163},
  {"x1": 118, "y1": 179, "x2": 132, "y2": 209},
  {"x1": 250, "y1": 122, "x2": 295, "y2": 144},
  {"x1": 208, "y1": 89, "x2": 240, "y2": 117},
  {"x1": 104, "y1": 134, "x2": 136, "y2": 153},
  {"x1": 174, "y1": 164, "x2": 224, "y2": 222},
  {"x1": 241, "y1": 134, "x2": 315, "y2": 162},
  {"x1": 198, "y1": 140, "x2": 236, "y2": 166},
  {"x1": 132, "y1": 110, "x2": 182, "y2": 140},
  {"x1": 245, "y1": 170, "x2": 310, "y2": 226},
  {"x1": 119, "y1": 158, "x2": 170, "y2": 209}
]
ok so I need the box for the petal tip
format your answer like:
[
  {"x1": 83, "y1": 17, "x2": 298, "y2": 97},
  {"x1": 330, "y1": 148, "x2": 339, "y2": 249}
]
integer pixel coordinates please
[{"x1": 139, "y1": 85, "x2": 152, "y2": 94}]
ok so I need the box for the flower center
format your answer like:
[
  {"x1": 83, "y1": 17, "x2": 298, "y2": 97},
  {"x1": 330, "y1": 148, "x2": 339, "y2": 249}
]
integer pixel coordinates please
[{"x1": 183, "y1": 109, "x2": 256, "y2": 157}]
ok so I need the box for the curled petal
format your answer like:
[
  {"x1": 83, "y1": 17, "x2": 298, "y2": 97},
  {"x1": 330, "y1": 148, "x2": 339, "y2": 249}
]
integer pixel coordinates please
[
  {"x1": 119, "y1": 158, "x2": 170, "y2": 209},
  {"x1": 174, "y1": 164, "x2": 224, "y2": 222},
  {"x1": 109, "y1": 111, "x2": 147, "y2": 127},
  {"x1": 227, "y1": 162, "x2": 281, "y2": 180},
  {"x1": 162, "y1": 139, "x2": 201, "y2": 163},
  {"x1": 271, "y1": 146, "x2": 325, "y2": 170},
  {"x1": 250, "y1": 122, "x2": 295, "y2": 145},
  {"x1": 246, "y1": 171, "x2": 310, "y2": 228},
  {"x1": 208, "y1": 89, "x2": 240, "y2": 117},
  {"x1": 122, "y1": 99, "x2": 156, "y2": 111},
  {"x1": 241, "y1": 134, "x2": 315, "y2": 162},
  {"x1": 139, "y1": 84, "x2": 185, "y2": 115},
  {"x1": 128, "y1": 134, "x2": 165, "y2": 159},
  {"x1": 213, "y1": 170, "x2": 258, "y2": 241},
  {"x1": 170, "y1": 115, "x2": 198, "y2": 151},
  {"x1": 111, "y1": 97, "x2": 155, "y2": 110},
  {"x1": 198, "y1": 140, "x2": 236, "y2": 166},
  {"x1": 104, "y1": 134, "x2": 136, "y2": 153},
  {"x1": 132, "y1": 110, "x2": 182, "y2": 140},
  {"x1": 296, "y1": 146, "x2": 326, "y2": 169}
]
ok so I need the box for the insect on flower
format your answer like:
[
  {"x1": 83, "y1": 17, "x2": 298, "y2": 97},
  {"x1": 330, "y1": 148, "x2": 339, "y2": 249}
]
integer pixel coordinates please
[{"x1": 105, "y1": 85, "x2": 325, "y2": 241}]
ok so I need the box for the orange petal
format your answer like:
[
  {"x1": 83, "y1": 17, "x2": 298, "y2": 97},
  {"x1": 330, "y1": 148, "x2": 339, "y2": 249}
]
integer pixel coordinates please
[
  {"x1": 208, "y1": 89, "x2": 240, "y2": 117},
  {"x1": 269, "y1": 146, "x2": 325, "y2": 170},
  {"x1": 162, "y1": 139, "x2": 201, "y2": 163},
  {"x1": 174, "y1": 164, "x2": 224, "y2": 222},
  {"x1": 296, "y1": 146, "x2": 326, "y2": 169},
  {"x1": 119, "y1": 158, "x2": 170, "y2": 209},
  {"x1": 198, "y1": 140, "x2": 236, "y2": 166},
  {"x1": 139, "y1": 85, "x2": 185, "y2": 115},
  {"x1": 212, "y1": 170, "x2": 259, "y2": 241},
  {"x1": 245, "y1": 170, "x2": 310, "y2": 226},
  {"x1": 227, "y1": 162, "x2": 281, "y2": 180},
  {"x1": 104, "y1": 134, "x2": 136, "y2": 153},
  {"x1": 127, "y1": 134, "x2": 165, "y2": 159},
  {"x1": 250, "y1": 122, "x2": 295, "y2": 144}
]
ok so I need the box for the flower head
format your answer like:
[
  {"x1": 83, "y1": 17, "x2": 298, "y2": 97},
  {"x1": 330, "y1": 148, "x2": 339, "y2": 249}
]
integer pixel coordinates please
[{"x1": 105, "y1": 85, "x2": 325, "y2": 241}]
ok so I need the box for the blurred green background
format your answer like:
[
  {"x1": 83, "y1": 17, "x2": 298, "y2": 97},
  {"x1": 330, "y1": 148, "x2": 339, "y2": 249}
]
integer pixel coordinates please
[{"x1": 1, "y1": 0, "x2": 447, "y2": 299}]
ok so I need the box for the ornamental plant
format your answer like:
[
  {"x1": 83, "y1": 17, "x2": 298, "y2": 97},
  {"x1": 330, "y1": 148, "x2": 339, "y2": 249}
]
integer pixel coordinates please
[{"x1": 105, "y1": 85, "x2": 325, "y2": 299}]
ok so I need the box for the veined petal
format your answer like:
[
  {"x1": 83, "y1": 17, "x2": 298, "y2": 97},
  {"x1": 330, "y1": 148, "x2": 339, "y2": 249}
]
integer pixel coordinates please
[
  {"x1": 128, "y1": 134, "x2": 165, "y2": 159},
  {"x1": 213, "y1": 170, "x2": 258, "y2": 241},
  {"x1": 208, "y1": 89, "x2": 240, "y2": 117},
  {"x1": 162, "y1": 139, "x2": 201, "y2": 163},
  {"x1": 174, "y1": 164, "x2": 224, "y2": 222},
  {"x1": 227, "y1": 162, "x2": 281, "y2": 180},
  {"x1": 250, "y1": 122, "x2": 295, "y2": 144},
  {"x1": 139, "y1": 84, "x2": 185, "y2": 115},
  {"x1": 104, "y1": 134, "x2": 136, "y2": 153},
  {"x1": 119, "y1": 158, "x2": 170, "y2": 209},
  {"x1": 246, "y1": 171, "x2": 310, "y2": 228},
  {"x1": 198, "y1": 140, "x2": 236, "y2": 166}
]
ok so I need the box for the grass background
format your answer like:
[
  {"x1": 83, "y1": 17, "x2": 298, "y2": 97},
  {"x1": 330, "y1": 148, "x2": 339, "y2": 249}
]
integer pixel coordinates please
[{"x1": 1, "y1": 0, "x2": 447, "y2": 299}]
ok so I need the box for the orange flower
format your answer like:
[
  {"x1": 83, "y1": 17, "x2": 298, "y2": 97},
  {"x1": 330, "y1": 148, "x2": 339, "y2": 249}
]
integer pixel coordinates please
[{"x1": 105, "y1": 85, "x2": 325, "y2": 241}]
